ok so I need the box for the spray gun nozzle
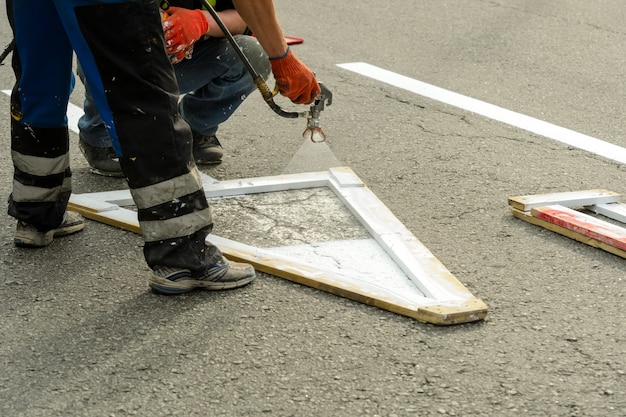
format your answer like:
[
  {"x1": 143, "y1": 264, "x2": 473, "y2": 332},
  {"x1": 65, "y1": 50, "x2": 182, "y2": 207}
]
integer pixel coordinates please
[{"x1": 303, "y1": 82, "x2": 333, "y2": 142}]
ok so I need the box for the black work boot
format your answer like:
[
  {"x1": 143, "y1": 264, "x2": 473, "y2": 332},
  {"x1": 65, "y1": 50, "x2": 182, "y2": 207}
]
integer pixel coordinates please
[
  {"x1": 78, "y1": 133, "x2": 123, "y2": 177},
  {"x1": 191, "y1": 131, "x2": 223, "y2": 164}
]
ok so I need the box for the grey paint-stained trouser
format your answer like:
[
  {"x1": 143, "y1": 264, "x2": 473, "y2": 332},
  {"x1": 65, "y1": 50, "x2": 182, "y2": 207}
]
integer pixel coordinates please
[{"x1": 7, "y1": 0, "x2": 223, "y2": 274}]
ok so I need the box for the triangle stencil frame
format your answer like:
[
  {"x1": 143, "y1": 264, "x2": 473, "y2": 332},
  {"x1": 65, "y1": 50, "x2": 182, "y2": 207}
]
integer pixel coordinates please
[{"x1": 69, "y1": 167, "x2": 487, "y2": 325}]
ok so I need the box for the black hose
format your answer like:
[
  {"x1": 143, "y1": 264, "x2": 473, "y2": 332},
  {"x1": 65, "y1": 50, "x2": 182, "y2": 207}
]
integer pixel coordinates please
[
  {"x1": 197, "y1": 0, "x2": 301, "y2": 119},
  {"x1": 0, "y1": 39, "x2": 15, "y2": 65}
]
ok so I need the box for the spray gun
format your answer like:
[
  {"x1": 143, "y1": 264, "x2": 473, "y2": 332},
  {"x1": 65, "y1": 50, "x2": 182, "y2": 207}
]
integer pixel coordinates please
[
  {"x1": 198, "y1": 0, "x2": 332, "y2": 142},
  {"x1": 303, "y1": 83, "x2": 332, "y2": 142}
]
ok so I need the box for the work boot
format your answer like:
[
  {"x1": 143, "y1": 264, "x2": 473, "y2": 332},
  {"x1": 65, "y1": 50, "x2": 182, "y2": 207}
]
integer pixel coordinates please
[
  {"x1": 78, "y1": 133, "x2": 124, "y2": 177},
  {"x1": 149, "y1": 256, "x2": 256, "y2": 295},
  {"x1": 14, "y1": 211, "x2": 85, "y2": 248},
  {"x1": 192, "y1": 131, "x2": 223, "y2": 164}
]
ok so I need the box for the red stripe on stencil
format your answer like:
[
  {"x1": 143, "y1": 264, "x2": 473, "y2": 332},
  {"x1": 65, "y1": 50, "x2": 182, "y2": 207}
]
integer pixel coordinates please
[{"x1": 531, "y1": 205, "x2": 626, "y2": 252}]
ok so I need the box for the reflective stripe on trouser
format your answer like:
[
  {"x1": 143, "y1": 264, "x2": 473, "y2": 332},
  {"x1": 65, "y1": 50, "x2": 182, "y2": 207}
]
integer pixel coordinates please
[
  {"x1": 8, "y1": 0, "x2": 223, "y2": 273},
  {"x1": 8, "y1": 125, "x2": 72, "y2": 231},
  {"x1": 131, "y1": 167, "x2": 212, "y2": 243}
]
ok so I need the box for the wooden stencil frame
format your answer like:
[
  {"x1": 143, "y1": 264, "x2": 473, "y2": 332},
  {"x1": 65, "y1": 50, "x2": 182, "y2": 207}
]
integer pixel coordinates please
[
  {"x1": 509, "y1": 189, "x2": 626, "y2": 258},
  {"x1": 69, "y1": 167, "x2": 487, "y2": 325}
]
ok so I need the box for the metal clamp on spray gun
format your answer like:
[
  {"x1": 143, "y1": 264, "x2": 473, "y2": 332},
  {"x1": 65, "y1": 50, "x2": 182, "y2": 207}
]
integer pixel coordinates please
[{"x1": 199, "y1": 0, "x2": 332, "y2": 142}]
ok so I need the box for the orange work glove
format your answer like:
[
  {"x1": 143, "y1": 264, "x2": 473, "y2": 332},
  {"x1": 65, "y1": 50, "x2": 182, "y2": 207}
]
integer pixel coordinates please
[
  {"x1": 162, "y1": 7, "x2": 209, "y2": 57},
  {"x1": 270, "y1": 47, "x2": 321, "y2": 105}
]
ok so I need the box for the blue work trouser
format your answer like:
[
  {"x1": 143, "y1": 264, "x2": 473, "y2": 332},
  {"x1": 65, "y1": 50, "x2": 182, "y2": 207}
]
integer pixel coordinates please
[
  {"x1": 79, "y1": 35, "x2": 270, "y2": 147},
  {"x1": 8, "y1": 0, "x2": 223, "y2": 274}
]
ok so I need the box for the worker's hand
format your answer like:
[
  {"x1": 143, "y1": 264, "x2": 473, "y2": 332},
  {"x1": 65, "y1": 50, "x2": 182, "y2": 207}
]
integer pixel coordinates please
[
  {"x1": 270, "y1": 48, "x2": 321, "y2": 105},
  {"x1": 162, "y1": 7, "x2": 209, "y2": 57}
]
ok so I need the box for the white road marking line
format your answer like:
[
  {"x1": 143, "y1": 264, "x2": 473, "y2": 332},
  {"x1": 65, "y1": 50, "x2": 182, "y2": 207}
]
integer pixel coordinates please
[
  {"x1": 338, "y1": 62, "x2": 626, "y2": 165},
  {"x1": 2, "y1": 89, "x2": 82, "y2": 134}
]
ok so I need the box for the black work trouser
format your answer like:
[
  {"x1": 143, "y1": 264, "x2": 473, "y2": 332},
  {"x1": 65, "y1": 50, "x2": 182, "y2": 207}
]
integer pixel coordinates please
[{"x1": 7, "y1": 0, "x2": 222, "y2": 274}]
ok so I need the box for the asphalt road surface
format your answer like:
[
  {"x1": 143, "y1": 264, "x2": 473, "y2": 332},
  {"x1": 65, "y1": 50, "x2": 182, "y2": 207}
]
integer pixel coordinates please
[{"x1": 1, "y1": 1, "x2": 625, "y2": 416}]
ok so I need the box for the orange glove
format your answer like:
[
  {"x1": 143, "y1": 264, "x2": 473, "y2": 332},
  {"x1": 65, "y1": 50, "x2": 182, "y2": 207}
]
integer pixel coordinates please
[
  {"x1": 270, "y1": 47, "x2": 321, "y2": 105},
  {"x1": 162, "y1": 7, "x2": 209, "y2": 57}
]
